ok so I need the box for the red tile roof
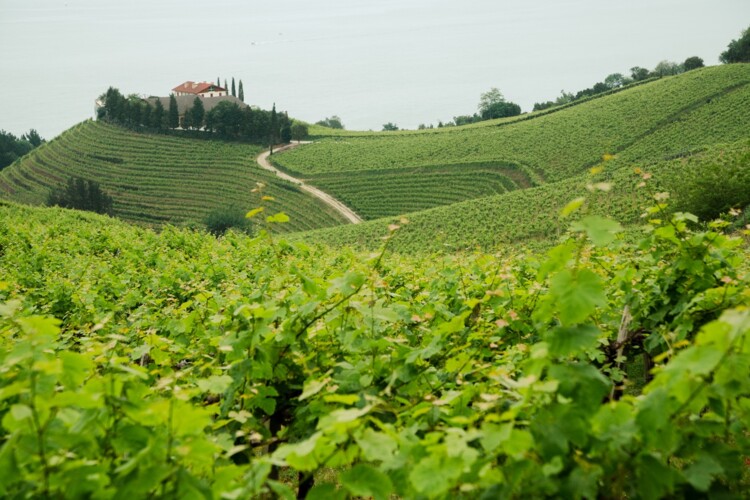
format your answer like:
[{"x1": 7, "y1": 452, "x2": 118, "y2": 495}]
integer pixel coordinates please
[{"x1": 172, "y1": 81, "x2": 226, "y2": 94}]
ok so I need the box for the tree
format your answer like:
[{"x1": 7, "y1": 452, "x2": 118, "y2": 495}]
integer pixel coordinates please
[
  {"x1": 630, "y1": 66, "x2": 650, "y2": 81},
  {"x1": 0, "y1": 130, "x2": 34, "y2": 170},
  {"x1": 181, "y1": 109, "x2": 194, "y2": 130},
  {"x1": 190, "y1": 96, "x2": 205, "y2": 130},
  {"x1": 217, "y1": 76, "x2": 221, "y2": 86},
  {"x1": 47, "y1": 177, "x2": 114, "y2": 215},
  {"x1": 652, "y1": 60, "x2": 683, "y2": 77},
  {"x1": 315, "y1": 116, "x2": 344, "y2": 129},
  {"x1": 604, "y1": 73, "x2": 628, "y2": 89},
  {"x1": 142, "y1": 103, "x2": 152, "y2": 128},
  {"x1": 481, "y1": 101, "x2": 521, "y2": 120},
  {"x1": 21, "y1": 129, "x2": 44, "y2": 148},
  {"x1": 168, "y1": 94, "x2": 179, "y2": 129},
  {"x1": 478, "y1": 87, "x2": 505, "y2": 115},
  {"x1": 281, "y1": 122, "x2": 292, "y2": 143},
  {"x1": 238, "y1": 80, "x2": 244, "y2": 102},
  {"x1": 382, "y1": 122, "x2": 399, "y2": 131},
  {"x1": 533, "y1": 101, "x2": 555, "y2": 112},
  {"x1": 224, "y1": 79, "x2": 228, "y2": 91},
  {"x1": 478, "y1": 88, "x2": 522, "y2": 120},
  {"x1": 555, "y1": 90, "x2": 575, "y2": 105},
  {"x1": 152, "y1": 99, "x2": 165, "y2": 129},
  {"x1": 205, "y1": 101, "x2": 243, "y2": 137},
  {"x1": 269, "y1": 103, "x2": 278, "y2": 153},
  {"x1": 683, "y1": 56, "x2": 705, "y2": 71},
  {"x1": 231, "y1": 77, "x2": 236, "y2": 97},
  {"x1": 127, "y1": 95, "x2": 143, "y2": 126},
  {"x1": 454, "y1": 115, "x2": 479, "y2": 126},
  {"x1": 719, "y1": 26, "x2": 750, "y2": 63}
]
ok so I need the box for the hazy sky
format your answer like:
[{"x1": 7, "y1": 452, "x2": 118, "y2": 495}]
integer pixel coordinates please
[{"x1": 2, "y1": 0, "x2": 749, "y2": 139}]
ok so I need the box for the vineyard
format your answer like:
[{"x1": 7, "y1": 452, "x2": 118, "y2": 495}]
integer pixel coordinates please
[
  {"x1": 0, "y1": 121, "x2": 346, "y2": 232},
  {"x1": 1, "y1": 196, "x2": 749, "y2": 498},
  {"x1": 273, "y1": 65, "x2": 750, "y2": 224},
  {"x1": 293, "y1": 140, "x2": 750, "y2": 253},
  {"x1": 305, "y1": 161, "x2": 536, "y2": 220},
  {"x1": 278, "y1": 65, "x2": 750, "y2": 180}
]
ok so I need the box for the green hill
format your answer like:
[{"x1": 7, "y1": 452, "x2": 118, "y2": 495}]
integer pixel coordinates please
[
  {"x1": 274, "y1": 65, "x2": 750, "y2": 221},
  {"x1": 0, "y1": 121, "x2": 346, "y2": 231}
]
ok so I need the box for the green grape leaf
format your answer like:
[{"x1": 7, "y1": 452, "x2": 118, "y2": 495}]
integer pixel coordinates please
[
  {"x1": 547, "y1": 325, "x2": 600, "y2": 356},
  {"x1": 549, "y1": 269, "x2": 606, "y2": 325},
  {"x1": 341, "y1": 464, "x2": 393, "y2": 500},
  {"x1": 266, "y1": 212, "x2": 290, "y2": 223},
  {"x1": 571, "y1": 215, "x2": 623, "y2": 246},
  {"x1": 355, "y1": 428, "x2": 398, "y2": 463},
  {"x1": 196, "y1": 374, "x2": 233, "y2": 394}
]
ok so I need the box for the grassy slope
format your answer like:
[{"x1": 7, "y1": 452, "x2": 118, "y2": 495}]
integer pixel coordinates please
[
  {"x1": 275, "y1": 65, "x2": 750, "y2": 221},
  {"x1": 0, "y1": 121, "x2": 346, "y2": 232},
  {"x1": 291, "y1": 139, "x2": 750, "y2": 253}
]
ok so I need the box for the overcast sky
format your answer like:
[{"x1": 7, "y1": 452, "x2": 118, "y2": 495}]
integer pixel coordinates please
[{"x1": 1, "y1": 0, "x2": 748, "y2": 138}]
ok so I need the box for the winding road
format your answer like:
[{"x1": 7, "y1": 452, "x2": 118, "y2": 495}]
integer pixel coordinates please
[{"x1": 256, "y1": 143, "x2": 363, "y2": 224}]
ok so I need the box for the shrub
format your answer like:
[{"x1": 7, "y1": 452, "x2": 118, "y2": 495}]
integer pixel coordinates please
[{"x1": 205, "y1": 207, "x2": 252, "y2": 236}]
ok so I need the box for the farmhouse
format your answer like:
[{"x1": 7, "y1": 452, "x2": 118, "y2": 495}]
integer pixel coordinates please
[{"x1": 172, "y1": 81, "x2": 228, "y2": 98}]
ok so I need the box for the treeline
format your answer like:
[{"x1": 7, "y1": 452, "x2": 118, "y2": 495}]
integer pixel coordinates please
[
  {"x1": 0, "y1": 129, "x2": 44, "y2": 170},
  {"x1": 416, "y1": 88, "x2": 522, "y2": 130},
  {"x1": 532, "y1": 56, "x2": 705, "y2": 111},
  {"x1": 530, "y1": 22, "x2": 750, "y2": 113},
  {"x1": 97, "y1": 87, "x2": 308, "y2": 145}
]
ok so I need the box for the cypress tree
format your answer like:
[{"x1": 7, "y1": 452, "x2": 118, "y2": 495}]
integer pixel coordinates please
[
  {"x1": 191, "y1": 96, "x2": 205, "y2": 130},
  {"x1": 168, "y1": 94, "x2": 179, "y2": 129},
  {"x1": 142, "y1": 103, "x2": 152, "y2": 127},
  {"x1": 269, "y1": 103, "x2": 277, "y2": 154},
  {"x1": 153, "y1": 99, "x2": 165, "y2": 129},
  {"x1": 238, "y1": 80, "x2": 244, "y2": 102},
  {"x1": 217, "y1": 76, "x2": 221, "y2": 86},
  {"x1": 231, "y1": 77, "x2": 236, "y2": 97},
  {"x1": 224, "y1": 79, "x2": 228, "y2": 92}
]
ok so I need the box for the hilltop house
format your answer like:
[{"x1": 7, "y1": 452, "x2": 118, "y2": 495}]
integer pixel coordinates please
[
  {"x1": 144, "y1": 81, "x2": 248, "y2": 126},
  {"x1": 172, "y1": 81, "x2": 228, "y2": 98}
]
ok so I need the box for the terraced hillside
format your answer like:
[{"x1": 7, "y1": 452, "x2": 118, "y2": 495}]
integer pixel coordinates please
[
  {"x1": 275, "y1": 65, "x2": 750, "y2": 220},
  {"x1": 292, "y1": 139, "x2": 750, "y2": 253},
  {"x1": 307, "y1": 160, "x2": 537, "y2": 219},
  {"x1": 0, "y1": 121, "x2": 346, "y2": 231}
]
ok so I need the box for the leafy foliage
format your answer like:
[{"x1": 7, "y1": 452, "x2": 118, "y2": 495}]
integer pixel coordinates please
[
  {"x1": 205, "y1": 206, "x2": 252, "y2": 236},
  {"x1": 720, "y1": 25, "x2": 750, "y2": 63},
  {"x1": 46, "y1": 176, "x2": 114, "y2": 215},
  {"x1": 315, "y1": 116, "x2": 345, "y2": 129},
  {"x1": 0, "y1": 199, "x2": 749, "y2": 498},
  {"x1": 683, "y1": 56, "x2": 705, "y2": 71},
  {"x1": 0, "y1": 129, "x2": 44, "y2": 170}
]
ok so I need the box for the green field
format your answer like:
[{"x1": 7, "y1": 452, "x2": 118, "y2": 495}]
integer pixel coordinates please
[{"x1": 0, "y1": 121, "x2": 346, "y2": 232}]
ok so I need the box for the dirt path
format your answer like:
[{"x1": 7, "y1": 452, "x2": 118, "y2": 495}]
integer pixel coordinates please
[{"x1": 256, "y1": 143, "x2": 363, "y2": 224}]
